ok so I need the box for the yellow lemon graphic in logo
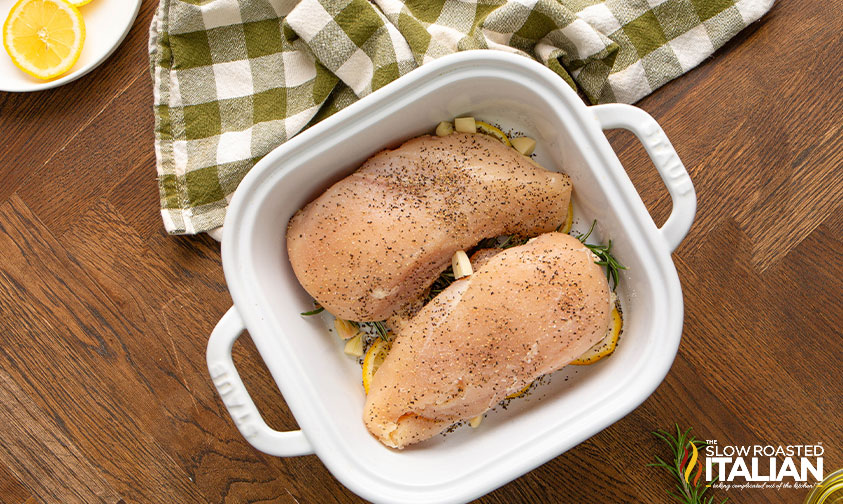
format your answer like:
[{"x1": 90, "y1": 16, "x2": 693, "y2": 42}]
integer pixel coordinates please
[{"x1": 684, "y1": 443, "x2": 699, "y2": 484}]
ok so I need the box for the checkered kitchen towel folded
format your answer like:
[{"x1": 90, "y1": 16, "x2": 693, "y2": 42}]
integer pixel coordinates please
[{"x1": 150, "y1": 0, "x2": 773, "y2": 234}]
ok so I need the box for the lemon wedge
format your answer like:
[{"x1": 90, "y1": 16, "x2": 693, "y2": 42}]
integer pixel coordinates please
[
  {"x1": 3, "y1": 0, "x2": 85, "y2": 80},
  {"x1": 475, "y1": 121, "x2": 511, "y2": 147},
  {"x1": 362, "y1": 338, "x2": 390, "y2": 394},
  {"x1": 569, "y1": 307, "x2": 622, "y2": 365}
]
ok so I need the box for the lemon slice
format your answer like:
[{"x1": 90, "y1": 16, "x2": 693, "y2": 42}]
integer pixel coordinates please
[
  {"x1": 475, "y1": 121, "x2": 511, "y2": 147},
  {"x1": 3, "y1": 0, "x2": 86, "y2": 80},
  {"x1": 362, "y1": 338, "x2": 390, "y2": 395},
  {"x1": 570, "y1": 307, "x2": 622, "y2": 365},
  {"x1": 560, "y1": 199, "x2": 573, "y2": 234},
  {"x1": 506, "y1": 382, "x2": 532, "y2": 399},
  {"x1": 65, "y1": 0, "x2": 94, "y2": 6}
]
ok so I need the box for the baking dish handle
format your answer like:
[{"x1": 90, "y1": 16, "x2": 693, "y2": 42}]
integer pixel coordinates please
[
  {"x1": 207, "y1": 306, "x2": 314, "y2": 457},
  {"x1": 592, "y1": 103, "x2": 696, "y2": 252}
]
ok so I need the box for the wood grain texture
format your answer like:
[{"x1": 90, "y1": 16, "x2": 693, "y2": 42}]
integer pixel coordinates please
[
  {"x1": 0, "y1": 0, "x2": 840, "y2": 503},
  {"x1": 0, "y1": 369, "x2": 120, "y2": 504},
  {"x1": 0, "y1": 0, "x2": 158, "y2": 204},
  {"x1": 0, "y1": 460, "x2": 35, "y2": 504}
]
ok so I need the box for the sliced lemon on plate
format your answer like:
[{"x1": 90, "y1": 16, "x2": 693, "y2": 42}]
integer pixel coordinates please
[
  {"x1": 362, "y1": 338, "x2": 390, "y2": 395},
  {"x1": 475, "y1": 121, "x2": 511, "y2": 147},
  {"x1": 3, "y1": 0, "x2": 86, "y2": 80},
  {"x1": 570, "y1": 307, "x2": 622, "y2": 365}
]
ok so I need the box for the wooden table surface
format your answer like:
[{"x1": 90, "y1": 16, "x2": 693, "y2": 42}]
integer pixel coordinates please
[{"x1": 1, "y1": 1, "x2": 841, "y2": 503}]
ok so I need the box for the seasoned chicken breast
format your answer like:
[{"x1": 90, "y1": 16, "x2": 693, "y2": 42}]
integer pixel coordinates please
[
  {"x1": 286, "y1": 133, "x2": 572, "y2": 321},
  {"x1": 363, "y1": 233, "x2": 611, "y2": 449}
]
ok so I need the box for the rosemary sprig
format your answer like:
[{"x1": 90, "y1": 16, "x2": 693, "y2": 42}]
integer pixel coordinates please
[
  {"x1": 648, "y1": 425, "x2": 726, "y2": 504},
  {"x1": 372, "y1": 321, "x2": 389, "y2": 341},
  {"x1": 475, "y1": 234, "x2": 530, "y2": 250},
  {"x1": 427, "y1": 267, "x2": 456, "y2": 301},
  {"x1": 576, "y1": 220, "x2": 625, "y2": 291},
  {"x1": 302, "y1": 299, "x2": 389, "y2": 341},
  {"x1": 300, "y1": 303, "x2": 324, "y2": 316},
  {"x1": 426, "y1": 235, "x2": 531, "y2": 303},
  {"x1": 497, "y1": 234, "x2": 529, "y2": 249},
  {"x1": 358, "y1": 320, "x2": 390, "y2": 341}
]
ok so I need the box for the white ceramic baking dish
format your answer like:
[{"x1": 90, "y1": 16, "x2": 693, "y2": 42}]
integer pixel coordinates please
[{"x1": 207, "y1": 51, "x2": 695, "y2": 504}]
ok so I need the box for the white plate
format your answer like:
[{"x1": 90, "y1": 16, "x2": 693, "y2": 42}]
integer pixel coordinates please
[{"x1": 0, "y1": 0, "x2": 141, "y2": 92}]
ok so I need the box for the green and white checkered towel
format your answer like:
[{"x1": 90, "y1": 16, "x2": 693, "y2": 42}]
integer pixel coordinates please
[{"x1": 150, "y1": 0, "x2": 773, "y2": 235}]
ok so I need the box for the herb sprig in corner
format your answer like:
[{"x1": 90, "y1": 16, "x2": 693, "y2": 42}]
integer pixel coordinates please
[{"x1": 649, "y1": 425, "x2": 726, "y2": 504}]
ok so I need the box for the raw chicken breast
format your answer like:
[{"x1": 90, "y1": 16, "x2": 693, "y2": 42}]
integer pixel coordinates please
[
  {"x1": 286, "y1": 133, "x2": 571, "y2": 321},
  {"x1": 363, "y1": 232, "x2": 611, "y2": 449}
]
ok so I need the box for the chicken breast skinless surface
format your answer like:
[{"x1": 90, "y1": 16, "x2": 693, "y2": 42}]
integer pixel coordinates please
[
  {"x1": 286, "y1": 133, "x2": 572, "y2": 321},
  {"x1": 364, "y1": 232, "x2": 612, "y2": 449}
]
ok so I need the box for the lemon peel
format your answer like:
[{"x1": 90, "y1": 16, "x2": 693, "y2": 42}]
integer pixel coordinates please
[{"x1": 570, "y1": 307, "x2": 622, "y2": 365}]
